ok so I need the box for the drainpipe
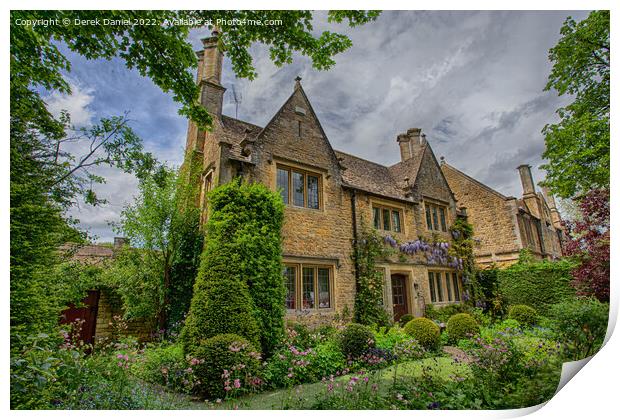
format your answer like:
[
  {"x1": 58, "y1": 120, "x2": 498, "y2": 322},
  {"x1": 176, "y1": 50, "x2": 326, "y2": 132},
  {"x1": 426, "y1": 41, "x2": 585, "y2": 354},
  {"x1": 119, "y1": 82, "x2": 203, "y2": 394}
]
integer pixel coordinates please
[{"x1": 350, "y1": 189, "x2": 360, "y2": 293}]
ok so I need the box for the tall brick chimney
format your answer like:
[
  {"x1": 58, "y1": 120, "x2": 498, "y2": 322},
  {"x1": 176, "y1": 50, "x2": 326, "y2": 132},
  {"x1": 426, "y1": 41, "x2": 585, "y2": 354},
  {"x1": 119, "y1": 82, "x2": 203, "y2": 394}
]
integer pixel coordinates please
[
  {"x1": 197, "y1": 30, "x2": 226, "y2": 118},
  {"x1": 517, "y1": 164, "x2": 536, "y2": 197},
  {"x1": 397, "y1": 128, "x2": 424, "y2": 162}
]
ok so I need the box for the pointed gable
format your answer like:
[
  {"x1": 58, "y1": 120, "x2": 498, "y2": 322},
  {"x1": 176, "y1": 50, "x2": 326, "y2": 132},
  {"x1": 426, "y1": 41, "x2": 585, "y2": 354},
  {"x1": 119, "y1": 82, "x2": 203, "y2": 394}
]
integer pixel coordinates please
[
  {"x1": 254, "y1": 80, "x2": 342, "y2": 178},
  {"x1": 411, "y1": 144, "x2": 454, "y2": 203}
]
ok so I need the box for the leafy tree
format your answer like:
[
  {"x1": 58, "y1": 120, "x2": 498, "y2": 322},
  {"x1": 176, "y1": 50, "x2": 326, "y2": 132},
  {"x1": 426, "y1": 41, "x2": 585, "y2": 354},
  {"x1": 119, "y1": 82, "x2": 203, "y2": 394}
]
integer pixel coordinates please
[
  {"x1": 562, "y1": 188, "x2": 609, "y2": 302},
  {"x1": 11, "y1": 10, "x2": 380, "y2": 133},
  {"x1": 112, "y1": 166, "x2": 203, "y2": 329},
  {"x1": 541, "y1": 11, "x2": 610, "y2": 198}
]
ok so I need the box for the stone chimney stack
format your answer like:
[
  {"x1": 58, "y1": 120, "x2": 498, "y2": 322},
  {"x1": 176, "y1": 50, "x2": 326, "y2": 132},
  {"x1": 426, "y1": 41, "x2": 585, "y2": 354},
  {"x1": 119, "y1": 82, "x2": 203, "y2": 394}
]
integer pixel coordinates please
[
  {"x1": 397, "y1": 128, "x2": 424, "y2": 162},
  {"x1": 517, "y1": 164, "x2": 536, "y2": 197},
  {"x1": 197, "y1": 30, "x2": 226, "y2": 118}
]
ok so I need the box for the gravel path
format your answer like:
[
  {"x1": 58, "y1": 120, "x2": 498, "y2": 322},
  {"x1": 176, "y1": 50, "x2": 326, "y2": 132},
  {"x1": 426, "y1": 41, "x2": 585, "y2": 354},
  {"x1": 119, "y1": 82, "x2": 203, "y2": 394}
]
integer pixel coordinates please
[{"x1": 442, "y1": 346, "x2": 473, "y2": 364}]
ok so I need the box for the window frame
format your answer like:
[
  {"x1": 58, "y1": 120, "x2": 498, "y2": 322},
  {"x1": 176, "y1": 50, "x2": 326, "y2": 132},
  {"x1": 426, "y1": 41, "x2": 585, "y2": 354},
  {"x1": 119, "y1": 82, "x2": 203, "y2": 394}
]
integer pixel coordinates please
[
  {"x1": 428, "y1": 270, "x2": 463, "y2": 303},
  {"x1": 372, "y1": 203, "x2": 403, "y2": 233},
  {"x1": 276, "y1": 164, "x2": 323, "y2": 210},
  {"x1": 424, "y1": 201, "x2": 449, "y2": 232},
  {"x1": 283, "y1": 262, "x2": 333, "y2": 311}
]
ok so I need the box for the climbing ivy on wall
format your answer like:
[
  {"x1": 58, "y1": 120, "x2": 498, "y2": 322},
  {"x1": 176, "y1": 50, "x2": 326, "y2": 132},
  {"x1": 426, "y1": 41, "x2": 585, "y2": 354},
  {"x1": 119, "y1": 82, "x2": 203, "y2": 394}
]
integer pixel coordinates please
[
  {"x1": 353, "y1": 227, "x2": 391, "y2": 327},
  {"x1": 448, "y1": 218, "x2": 485, "y2": 309},
  {"x1": 168, "y1": 151, "x2": 204, "y2": 329}
]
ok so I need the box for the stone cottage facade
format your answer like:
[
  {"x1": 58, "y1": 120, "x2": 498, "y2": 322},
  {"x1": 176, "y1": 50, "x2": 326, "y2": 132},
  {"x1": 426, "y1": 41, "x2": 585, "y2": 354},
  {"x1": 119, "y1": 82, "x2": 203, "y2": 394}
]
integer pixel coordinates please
[
  {"x1": 440, "y1": 161, "x2": 564, "y2": 268},
  {"x1": 182, "y1": 34, "x2": 562, "y2": 324}
]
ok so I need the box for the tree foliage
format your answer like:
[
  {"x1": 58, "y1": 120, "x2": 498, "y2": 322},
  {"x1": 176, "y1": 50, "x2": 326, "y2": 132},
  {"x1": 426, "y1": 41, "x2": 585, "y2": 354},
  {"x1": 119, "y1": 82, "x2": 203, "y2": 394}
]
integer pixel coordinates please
[
  {"x1": 111, "y1": 166, "x2": 203, "y2": 329},
  {"x1": 11, "y1": 10, "x2": 380, "y2": 131},
  {"x1": 562, "y1": 188, "x2": 609, "y2": 302},
  {"x1": 541, "y1": 11, "x2": 610, "y2": 198}
]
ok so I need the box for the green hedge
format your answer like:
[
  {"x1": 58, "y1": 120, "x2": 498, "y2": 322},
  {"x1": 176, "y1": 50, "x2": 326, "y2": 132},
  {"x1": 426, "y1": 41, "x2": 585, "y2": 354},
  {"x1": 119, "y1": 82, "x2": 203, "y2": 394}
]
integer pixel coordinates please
[
  {"x1": 180, "y1": 181, "x2": 285, "y2": 356},
  {"x1": 498, "y1": 259, "x2": 576, "y2": 316}
]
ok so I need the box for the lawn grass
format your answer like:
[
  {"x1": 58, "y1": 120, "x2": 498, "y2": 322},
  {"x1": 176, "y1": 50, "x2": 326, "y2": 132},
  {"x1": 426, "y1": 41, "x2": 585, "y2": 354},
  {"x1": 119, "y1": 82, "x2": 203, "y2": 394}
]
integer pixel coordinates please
[{"x1": 180, "y1": 356, "x2": 470, "y2": 410}]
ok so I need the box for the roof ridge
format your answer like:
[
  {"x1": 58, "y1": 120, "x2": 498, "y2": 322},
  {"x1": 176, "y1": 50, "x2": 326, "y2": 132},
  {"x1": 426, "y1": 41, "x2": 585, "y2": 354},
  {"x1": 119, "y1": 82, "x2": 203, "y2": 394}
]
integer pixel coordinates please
[
  {"x1": 221, "y1": 114, "x2": 263, "y2": 130},
  {"x1": 334, "y1": 149, "x2": 391, "y2": 169}
]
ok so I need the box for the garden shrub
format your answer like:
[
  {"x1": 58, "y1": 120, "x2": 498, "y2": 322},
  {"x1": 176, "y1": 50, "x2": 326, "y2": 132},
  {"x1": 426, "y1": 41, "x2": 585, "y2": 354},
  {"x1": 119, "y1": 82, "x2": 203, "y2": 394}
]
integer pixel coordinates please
[
  {"x1": 263, "y1": 340, "x2": 346, "y2": 388},
  {"x1": 446, "y1": 313, "x2": 479, "y2": 343},
  {"x1": 399, "y1": 314, "x2": 414, "y2": 326},
  {"x1": 286, "y1": 322, "x2": 316, "y2": 349},
  {"x1": 548, "y1": 298, "x2": 609, "y2": 360},
  {"x1": 497, "y1": 259, "x2": 576, "y2": 315},
  {"x1": 180, "y1": 274, "x2": 260, "y2": 355},
  {"x1": 307, "y1": 341, "x2": 347, "y2": 380},
  {"x1": 339, "y1": 323, "x2": 375, "y2": 359},
  {"x1": 191, "y1": 334, "x2": 261, "y2": 398},
  {"x1": 10, "y1": 331, "x2": 184, "y2": 409},
  {"x1": 508, "y1": 305, "x2": 538, "y2": 326},
  {"x1": 425, "y1": 303, "x2": 472, "y2": 323},
  {"x1": 374, "y1": 326, "x2": 410, "y2": 350},
  {"x1": 181, "y1": 181, "x2": 285, "y2": 356},
  {"x1": 403, "y1": 317, "x2": 440, "y2": 350},
  {"x1": 131, "y1": 342, "x2": 199, "y2": 393}
]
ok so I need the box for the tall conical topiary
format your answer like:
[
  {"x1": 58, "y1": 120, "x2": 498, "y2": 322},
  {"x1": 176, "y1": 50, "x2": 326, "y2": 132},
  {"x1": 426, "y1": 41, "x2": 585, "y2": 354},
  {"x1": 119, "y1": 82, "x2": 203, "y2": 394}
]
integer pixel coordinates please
[{"x1": 180, "y1": 180, "x2": 285, "y2": 356}]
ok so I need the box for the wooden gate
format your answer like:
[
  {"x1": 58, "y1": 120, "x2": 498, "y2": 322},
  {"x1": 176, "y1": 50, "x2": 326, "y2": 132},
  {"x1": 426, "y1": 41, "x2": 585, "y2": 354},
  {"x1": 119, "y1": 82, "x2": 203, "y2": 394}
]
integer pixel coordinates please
[{"x1": 60, "y1": 290, "x2": 100, "y2": 346}]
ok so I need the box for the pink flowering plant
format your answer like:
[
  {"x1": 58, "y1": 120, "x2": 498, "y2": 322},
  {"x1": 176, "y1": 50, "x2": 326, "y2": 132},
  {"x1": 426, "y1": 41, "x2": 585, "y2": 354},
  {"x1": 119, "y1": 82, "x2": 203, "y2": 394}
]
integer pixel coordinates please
[{"x1": 190, "y1": 334, "x2": 262, "y2": 399}]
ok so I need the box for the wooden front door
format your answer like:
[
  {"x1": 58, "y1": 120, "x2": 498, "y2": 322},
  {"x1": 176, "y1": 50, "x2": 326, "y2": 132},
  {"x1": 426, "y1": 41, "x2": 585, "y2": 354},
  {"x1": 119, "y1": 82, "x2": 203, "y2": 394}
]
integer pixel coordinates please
[
  {"x1": 391, "y1": 274, "x2": 409, "y2": 321},
  {"x1": 60, "y1": 290, "x2": 100, "y2": 346}
]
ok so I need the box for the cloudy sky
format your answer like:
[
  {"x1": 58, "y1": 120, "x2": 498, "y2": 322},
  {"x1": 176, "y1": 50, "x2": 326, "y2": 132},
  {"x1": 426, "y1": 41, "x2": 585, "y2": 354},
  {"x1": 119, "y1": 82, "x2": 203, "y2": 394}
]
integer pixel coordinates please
[{"x1": 49, "y1": 10, "x2": 588, "y2": 242}]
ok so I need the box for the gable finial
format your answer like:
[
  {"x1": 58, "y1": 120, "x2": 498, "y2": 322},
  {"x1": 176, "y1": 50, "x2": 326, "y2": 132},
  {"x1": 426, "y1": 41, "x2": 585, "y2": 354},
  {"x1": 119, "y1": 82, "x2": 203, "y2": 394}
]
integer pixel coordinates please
[{"x1": 294, "y1": 76, "x2": 302, "y2": 89}]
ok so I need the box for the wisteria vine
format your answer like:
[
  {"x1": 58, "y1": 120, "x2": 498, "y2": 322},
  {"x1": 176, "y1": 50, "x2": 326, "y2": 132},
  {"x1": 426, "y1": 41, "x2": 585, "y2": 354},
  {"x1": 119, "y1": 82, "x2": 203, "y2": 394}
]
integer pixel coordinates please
[{"x1": 382, "y1": 235, "x2": 463, "y2": 269}]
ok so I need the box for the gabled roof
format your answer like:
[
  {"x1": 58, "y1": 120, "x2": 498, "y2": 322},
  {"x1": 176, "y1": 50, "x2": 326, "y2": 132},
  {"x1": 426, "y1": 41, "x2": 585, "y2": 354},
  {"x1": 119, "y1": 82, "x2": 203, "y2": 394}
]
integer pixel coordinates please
[
  {"x1": 335, "y1": 151, "x2": 411, "y2": 201},
  {"x1": 216, "y1": 82, "x2": 433, "y2": 203},
  {"x1": 58, "y1": 243, "x2": 115, "y2": 264},
  {"x1": 388, "y1": 144, "x2": 427, "y2": 191},
  {"x1": 440, "y1": 162, "x2": 510, "y2": 201}
]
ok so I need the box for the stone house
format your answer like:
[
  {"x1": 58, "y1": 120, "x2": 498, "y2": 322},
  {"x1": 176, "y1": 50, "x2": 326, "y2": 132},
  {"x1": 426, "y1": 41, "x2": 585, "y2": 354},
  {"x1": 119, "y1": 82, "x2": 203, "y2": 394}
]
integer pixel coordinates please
[
  {"x1": 181, "y1": 34, "x2": 470, "y2": 324},
  {"x1": 440, "y1": 161, "x2": 564, "y2": 268}
]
